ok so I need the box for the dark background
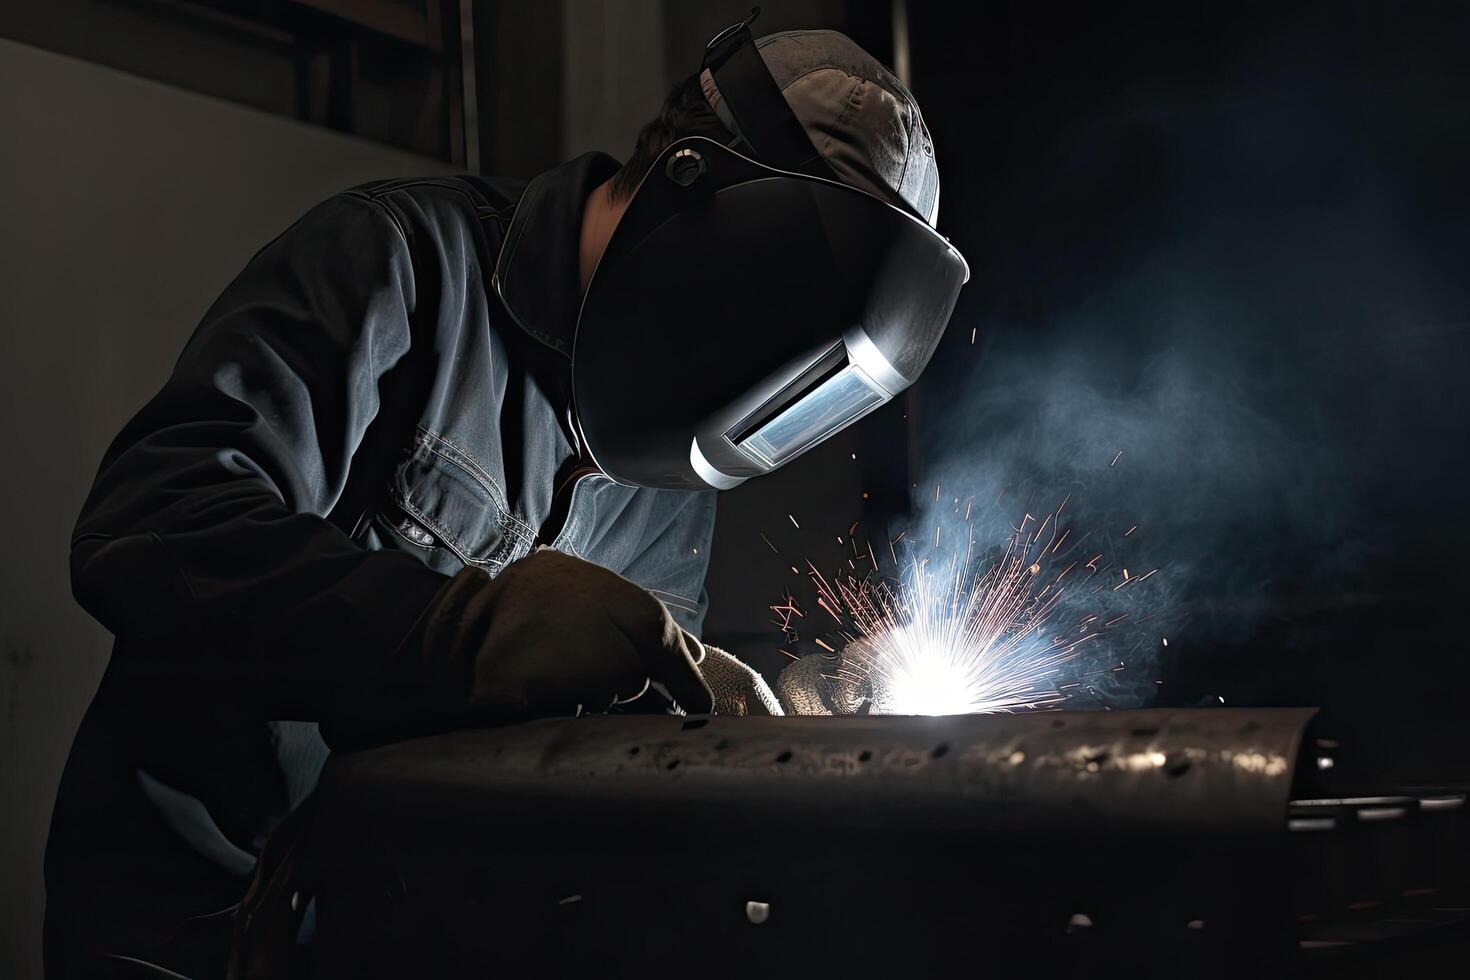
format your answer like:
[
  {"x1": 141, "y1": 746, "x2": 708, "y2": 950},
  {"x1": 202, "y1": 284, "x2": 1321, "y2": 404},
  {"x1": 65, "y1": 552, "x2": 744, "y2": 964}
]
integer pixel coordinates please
[
  {"x1": 2, "y1": 1, "x2": 1468, "y2": 974},
  {"x1": 907, "y1": 0, "x2": 1470, "y2": 772}
]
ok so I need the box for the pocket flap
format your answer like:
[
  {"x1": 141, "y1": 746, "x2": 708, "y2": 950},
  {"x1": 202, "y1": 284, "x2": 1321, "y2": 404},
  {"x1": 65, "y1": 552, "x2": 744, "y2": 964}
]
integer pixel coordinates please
[{"x1": 391, "y1": 430, "x2": 533, "y2": 570}]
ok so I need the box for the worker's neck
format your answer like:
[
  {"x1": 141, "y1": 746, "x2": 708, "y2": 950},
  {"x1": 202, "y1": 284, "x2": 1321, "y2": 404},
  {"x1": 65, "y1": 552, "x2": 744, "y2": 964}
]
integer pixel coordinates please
[{"x1": 578, "y1": 177, "x2": 629, "y2": 294}]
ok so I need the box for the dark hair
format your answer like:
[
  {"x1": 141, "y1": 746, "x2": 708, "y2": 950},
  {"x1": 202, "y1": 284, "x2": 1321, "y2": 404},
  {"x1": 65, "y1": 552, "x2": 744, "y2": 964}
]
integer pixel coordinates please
[{"x1": 610, "y1": 72, "x2": 734, "y2": 202}]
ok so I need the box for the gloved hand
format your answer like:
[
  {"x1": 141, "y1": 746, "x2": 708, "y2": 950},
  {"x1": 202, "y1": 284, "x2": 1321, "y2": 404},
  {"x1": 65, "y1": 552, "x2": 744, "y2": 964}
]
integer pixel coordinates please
[
  {"x1": 700, "y1": 646, "x2": 783, "y2": 715},
  {"x1": 776, "y1": 651, "x2": 873, "y2": 715},
  {"x1": 413, "y1": 547, "x2": 713, "y2": 722}
]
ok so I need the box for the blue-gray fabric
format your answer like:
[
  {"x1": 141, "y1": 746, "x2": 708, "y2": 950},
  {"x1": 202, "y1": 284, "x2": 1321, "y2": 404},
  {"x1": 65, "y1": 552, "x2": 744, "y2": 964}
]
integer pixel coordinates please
[{"x1": 45, "y1": 152, "x2": 715, "y2": 969}]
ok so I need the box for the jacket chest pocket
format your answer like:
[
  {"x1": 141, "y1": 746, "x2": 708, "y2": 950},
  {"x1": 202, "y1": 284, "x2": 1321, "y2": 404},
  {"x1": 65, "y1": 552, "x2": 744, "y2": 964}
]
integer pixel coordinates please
[{"x1": 383, "y1": 430, "x2": 535, "y2": 576}]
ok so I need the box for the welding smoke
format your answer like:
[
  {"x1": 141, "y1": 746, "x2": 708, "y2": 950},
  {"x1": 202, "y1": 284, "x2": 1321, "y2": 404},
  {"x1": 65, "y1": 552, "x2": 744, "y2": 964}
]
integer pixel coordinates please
[{"x1": 909, "y1": 27, "x2": 1470, "y2": 708}]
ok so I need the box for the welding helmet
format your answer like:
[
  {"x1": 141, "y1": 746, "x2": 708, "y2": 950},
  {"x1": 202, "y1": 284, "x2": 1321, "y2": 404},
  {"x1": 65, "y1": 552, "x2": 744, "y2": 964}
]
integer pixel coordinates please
[{"x1": 573, "y1": 12, "x2": 969, "y2": 490}]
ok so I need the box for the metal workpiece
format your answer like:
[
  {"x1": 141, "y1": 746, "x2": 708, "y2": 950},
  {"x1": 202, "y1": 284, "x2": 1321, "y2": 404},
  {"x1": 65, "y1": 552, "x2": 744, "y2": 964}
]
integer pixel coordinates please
[
  {"x1": 302, "y1": 709, "x2": 1321, "y2": 977},
  {"x1": 314, "y1": 707, "x2": 1316, "y2": 838}
]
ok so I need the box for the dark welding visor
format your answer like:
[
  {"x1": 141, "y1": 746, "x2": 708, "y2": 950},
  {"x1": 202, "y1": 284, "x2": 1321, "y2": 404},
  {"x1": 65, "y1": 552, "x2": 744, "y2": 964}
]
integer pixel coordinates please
[
  {"x1": 572, "y1": 135, "x2": 968, "y2": 489},
  {"x1": 570, "y1": 12, "x2": 968, "y2": 490}
]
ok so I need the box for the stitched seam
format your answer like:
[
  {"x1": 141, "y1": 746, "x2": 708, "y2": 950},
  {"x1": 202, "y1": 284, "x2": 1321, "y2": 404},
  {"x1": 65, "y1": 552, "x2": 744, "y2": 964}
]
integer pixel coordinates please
[
  {"x1": 413, "y1": 427, "x2": 538, "y2": 542},
  {"x1": 773, "y1": 61, "x2": 916, "y2": 106},
  {"x1": 491, "y1": 187, "x2": 538, "y2": 286},
  {"x1": 896, "y1": 96, "x2": 919, "y2": 192},
  {"x1": 402, "y1": 441, "x2": 537, "y2": 557},
  {"x1": 779, "y1": 64, "x2": 864, "y2": 92},
  {"x1": 342, "y1": 191, "x2": 411, "y2": 248},
  {"x1": 352, "y1": 183, "x2": 508, "y2": 250},
  {"x1": 413, "y1": 428, "x2": 509, "y2": 513},
  {"x1": 418, "y1": 439, "x2": 509, "y2": 517},
  {"x1": 758, "y1": 32, "x2": 915, "y2": 106},
  {"x1": 387, "y1": 181, "x2": 498, "y2": 218},
  {"x1": 777, "y1": 65, "x2": 920, "y2": 195},
  {"x1": 549, "y1": 471, "x2": 612, "y2": 555},
  {"x1": 649, "y1": 588, "x2": 699, "y2": 612},
  {"x1": 392, "y1": 448, "x2": 529, "y2": 567},
  {"x1": 488, "y1": 188, "x2": 543, "y2": 342},
  {"x1": 354, "y1": 177, "x2": 427, "y2": 198},
  {"x1": 648, "y1": 587, "x2": 698, "y2": 604},
  {"x1": 402, "y1": 449, "x2": 535, "y2": 552},
  {"x1": 816, "y1": 75, "x2": 865, "y2": 158},
  {"x1": 393, "y1": 474, "x2": 520, "y2": 572},
  {"x1": 395, "y1": 496, "x2": 494, "y2": 569},
  {"x1": 358, "y1": 178, "x2": 495, "y2": 207}
]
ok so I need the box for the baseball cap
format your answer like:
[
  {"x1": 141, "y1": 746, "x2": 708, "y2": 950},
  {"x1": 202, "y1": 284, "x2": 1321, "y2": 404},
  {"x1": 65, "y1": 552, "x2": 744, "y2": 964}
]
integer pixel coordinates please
[{"x1": 699, "y1": 27, "x2": 941, "y2": 226}]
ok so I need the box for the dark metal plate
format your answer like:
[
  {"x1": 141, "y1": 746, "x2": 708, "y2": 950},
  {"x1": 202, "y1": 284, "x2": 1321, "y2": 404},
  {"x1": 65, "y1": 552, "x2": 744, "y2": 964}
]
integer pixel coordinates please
[{"x1": 303, "y1": 709, "x2": 1318, "y2": 977}]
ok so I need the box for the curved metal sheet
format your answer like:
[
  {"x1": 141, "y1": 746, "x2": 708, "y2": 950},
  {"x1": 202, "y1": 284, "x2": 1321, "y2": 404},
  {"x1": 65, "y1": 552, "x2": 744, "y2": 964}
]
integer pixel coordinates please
[
  {"x1": 299, "y1": 709, "x2": 1320, "y2": 977},
  {"x1": 315, "y1": 708, "x2": 1317, "y2": 839}
]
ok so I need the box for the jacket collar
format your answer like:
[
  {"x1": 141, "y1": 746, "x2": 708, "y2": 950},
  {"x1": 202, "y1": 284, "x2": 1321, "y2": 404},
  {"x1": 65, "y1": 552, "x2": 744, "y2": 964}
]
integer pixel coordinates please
[{"x1": 491, "y1": 151, "x2": 623, "y2": 358}]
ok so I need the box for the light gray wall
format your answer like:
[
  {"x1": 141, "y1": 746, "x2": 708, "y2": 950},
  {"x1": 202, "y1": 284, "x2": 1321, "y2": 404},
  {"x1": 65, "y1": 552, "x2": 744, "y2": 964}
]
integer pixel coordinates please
[{"x1": 0, "y1": 38, "x2": 455, "y2": 978}]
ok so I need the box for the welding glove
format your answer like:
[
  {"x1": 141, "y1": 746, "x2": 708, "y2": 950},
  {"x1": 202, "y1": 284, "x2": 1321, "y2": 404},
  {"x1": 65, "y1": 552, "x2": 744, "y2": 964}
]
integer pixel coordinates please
[
  {"x1": 776, "y1": 652, "x2": 873, "y2": 715},
  {"x1": 700, "y1": 645, "x2": 783, "y2": 716},
  {"x1": 411, "y1": 547, "x2": 714, "y2": 723}
]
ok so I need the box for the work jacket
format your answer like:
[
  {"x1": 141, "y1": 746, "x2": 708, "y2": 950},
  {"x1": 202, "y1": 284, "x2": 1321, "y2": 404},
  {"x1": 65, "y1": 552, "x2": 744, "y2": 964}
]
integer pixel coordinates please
[{"x1": 45, "y1": 152, "x2": 716, "y2": 977}]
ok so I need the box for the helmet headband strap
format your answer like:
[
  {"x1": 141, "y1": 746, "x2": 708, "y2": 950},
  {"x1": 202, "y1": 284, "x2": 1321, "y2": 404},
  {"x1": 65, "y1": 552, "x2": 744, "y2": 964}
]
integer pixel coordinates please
[{"x1": 702, "y1": 11, "x2": 836, "y2": 180}]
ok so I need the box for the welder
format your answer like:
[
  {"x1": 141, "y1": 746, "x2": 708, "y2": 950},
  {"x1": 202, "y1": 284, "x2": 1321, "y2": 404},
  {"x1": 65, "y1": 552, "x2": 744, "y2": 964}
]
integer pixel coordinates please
[{"x1": 44, "y1": 12, "x2": 966, "y2": 978}]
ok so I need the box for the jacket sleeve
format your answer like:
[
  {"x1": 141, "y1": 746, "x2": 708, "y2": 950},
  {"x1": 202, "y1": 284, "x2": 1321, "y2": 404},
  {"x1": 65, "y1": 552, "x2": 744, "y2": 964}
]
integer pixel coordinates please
[{"x1": 70, "y1": 191, "x2": 456, "y2": 720}]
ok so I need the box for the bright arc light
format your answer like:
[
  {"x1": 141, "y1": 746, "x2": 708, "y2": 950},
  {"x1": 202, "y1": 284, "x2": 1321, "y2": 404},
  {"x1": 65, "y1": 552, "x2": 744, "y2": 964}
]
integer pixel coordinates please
[
  {"x1": 872, "y1": 630, "x2": 984, "y2": 715},
  {"x1": 801, "y1": 501, "x2": 1118, "y2": 716}
]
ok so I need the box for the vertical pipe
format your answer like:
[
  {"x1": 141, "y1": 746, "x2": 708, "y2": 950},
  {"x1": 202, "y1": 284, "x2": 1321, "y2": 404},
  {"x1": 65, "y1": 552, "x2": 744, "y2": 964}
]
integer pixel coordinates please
[
  {"x1": 891, "y1": 0, "x2": 912, "y2": 86},
  {"x1": 459, "y1": 0, "x2": 479, "y2": 172},
  {"x1": 892, "y1": 0, "x2": 919, "y2": 516}
]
